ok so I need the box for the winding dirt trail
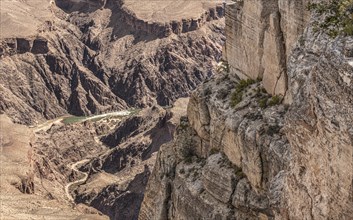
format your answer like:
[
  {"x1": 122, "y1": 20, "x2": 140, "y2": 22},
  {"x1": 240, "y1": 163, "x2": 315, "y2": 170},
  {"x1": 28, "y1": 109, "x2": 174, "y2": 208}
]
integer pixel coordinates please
[
  {"x1": 33, "y1": 117, "x2": 64, "y2": 132},
  {"x1": 32, "y1": 110, "x2": 133, "y2": 202},
  {"x1": 65, "y1": 159, "x2": 90, "y2": 202}
]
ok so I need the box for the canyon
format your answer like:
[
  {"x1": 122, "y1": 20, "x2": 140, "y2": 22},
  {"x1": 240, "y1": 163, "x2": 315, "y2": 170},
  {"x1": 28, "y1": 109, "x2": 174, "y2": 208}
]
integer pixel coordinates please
[
  {"x1": 1, "y1": 0, "x2": 353, "y2": 219},
  {"x1": 0, "y1": 0, "x2": 224, "y2": 125}
]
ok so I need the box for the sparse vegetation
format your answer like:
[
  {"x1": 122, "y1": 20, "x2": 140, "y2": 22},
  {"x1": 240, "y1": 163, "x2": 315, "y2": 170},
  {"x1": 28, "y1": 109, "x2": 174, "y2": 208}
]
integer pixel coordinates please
[
  {"x1": 267, "y1": 124, "x2": 281, "y2": 136},
  {"x1": 181, "y1": 145, "x2": 195, "y2": 164},
  {"x1": 62, "y1": 116, "x2": 89, "y2": 124},
  {"x1": 237, "y1": 79, "x2": 256, "y2": 92},
  {"x1": 178, "y1": 116, "x2": 190, "y2": 131},
  {"x1": 268, "y1": 95, "x2": 282, "y2": 106},
  {"x1": 258, "y1": 97, "x2": 268, "y2": 108},
  {"x1": 178, "y1": 122, "x2": 189, "y2": 130},
  {"x1": 257, "y1": 93, "x2": 282, "y2": 109},
  {"x1": 230, "y1": 79, "x2": 257, "y2": 107},
  {"x1": 230, "y1": 92, "x2": 244, "y2": 107},
  {"x1": 308, "y1": 0, "x2": 353, "y2": 37}
]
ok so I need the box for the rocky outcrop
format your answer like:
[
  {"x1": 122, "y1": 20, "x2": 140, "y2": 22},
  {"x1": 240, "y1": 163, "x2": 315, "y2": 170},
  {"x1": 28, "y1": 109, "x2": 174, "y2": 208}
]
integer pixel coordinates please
[
  {"x1": 140, "y1": 6, "x2": 353, "y2": 220},
  {"x1": 283, "y1": 27, "x2": 353, "y2": 219},
  {"x1": 121, "y1": 4, "x2": 224, "y2": 37},
  {"x1": 56, "y1": 0, "x2": 224, "y2": 38},
  {"x1": 0, "y1": 0, "x2": 224, "y2": 125},
  {"x1": 224, "y1": 0, "x2": 312, "y2": 96},
  {"x1": 140, "y1": 73, "x2": 290, "y2": 219},
  {"x1": 0, "y1": 37, "x2": 49, "y2": 56}
]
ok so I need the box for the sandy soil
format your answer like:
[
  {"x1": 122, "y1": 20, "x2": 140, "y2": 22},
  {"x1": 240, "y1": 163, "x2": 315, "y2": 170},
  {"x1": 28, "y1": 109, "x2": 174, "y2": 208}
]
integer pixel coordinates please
[
  {"x1": 0, "y1": 114, "x2": 108, "y2": 219},
  {"x1": 0, "y1": 0, "x2": 53, "y2": 38},
  {"x1": 123, "y1": 0, "x2": 223, "y2": 22}
]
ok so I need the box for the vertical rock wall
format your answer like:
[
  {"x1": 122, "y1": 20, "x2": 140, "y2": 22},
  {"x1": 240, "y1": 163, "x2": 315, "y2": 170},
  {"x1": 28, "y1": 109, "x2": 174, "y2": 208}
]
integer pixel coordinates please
[
  {"x1": 284, "y1": 27, "x2": 353, "y2": 219},
  {"x1": 224, "y1": 0, "x2": 311, "y2": 96},
  {"x1": 140, "y1": 0, "x2": 353, "y2": 219}
]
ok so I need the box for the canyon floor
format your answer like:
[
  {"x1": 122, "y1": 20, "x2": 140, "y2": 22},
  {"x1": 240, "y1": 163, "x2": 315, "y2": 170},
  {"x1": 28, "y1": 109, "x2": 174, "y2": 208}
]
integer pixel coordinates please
[
  {"x1": 0, "y1": 114, "x2": 108, "y2": 219},
  {"x1": 0, "y1": 97, "x2": 189, "y2": 219}
]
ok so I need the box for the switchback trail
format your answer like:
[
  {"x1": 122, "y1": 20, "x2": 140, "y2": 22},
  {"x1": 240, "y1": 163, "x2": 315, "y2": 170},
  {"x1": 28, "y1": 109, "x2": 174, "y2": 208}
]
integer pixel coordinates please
[{"x1": 65, "y1": 159, "x2": 90, "y2": 202}]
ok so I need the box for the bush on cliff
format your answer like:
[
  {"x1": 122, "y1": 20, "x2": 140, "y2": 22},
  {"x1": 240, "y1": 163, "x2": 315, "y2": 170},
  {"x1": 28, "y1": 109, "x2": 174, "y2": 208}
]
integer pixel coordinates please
[{"x1": 308, "y1": 0, "x2": 353, "y2": 37}]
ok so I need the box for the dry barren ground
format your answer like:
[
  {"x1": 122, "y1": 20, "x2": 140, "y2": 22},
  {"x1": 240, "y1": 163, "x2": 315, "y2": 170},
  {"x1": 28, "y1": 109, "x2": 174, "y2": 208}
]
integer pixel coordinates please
[
  {"x1": 0, "y1": 0, "x2": 53, "y2": 38},
  {"x1": 0, "y1": 114, "x2": 108, "y2": 219},
  {"x1": 123, "y1": 0, "x2": 223, "y2": 22}
]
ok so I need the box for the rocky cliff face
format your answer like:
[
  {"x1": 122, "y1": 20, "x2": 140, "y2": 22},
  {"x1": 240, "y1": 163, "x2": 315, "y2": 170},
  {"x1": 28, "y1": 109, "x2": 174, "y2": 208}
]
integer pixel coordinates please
[
  {"x1": 0, "y1": 0, "x2": 224, "y2": 125},
  {"x1": 139, "y1": 73, "x2": 290, "y2": 220},
  {"x1": 224, "y1": 0, "x2": 312, "y2": 96},
  {"x1": 140, "y1": 1, "x2": 353, "y2": 219},
  {"x1": 283, "y1": 27, "x2": 353, "y2": 219}
]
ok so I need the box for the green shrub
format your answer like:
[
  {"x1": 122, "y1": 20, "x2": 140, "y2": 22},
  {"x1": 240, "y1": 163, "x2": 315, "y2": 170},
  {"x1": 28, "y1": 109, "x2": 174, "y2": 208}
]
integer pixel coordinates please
[
  {"x1": 181, "y1": 145, "x2": 195, "y2": 164},
  {"x1": 236, "y1": 79, "x2": 256, "y2": 93},
  {"x1": 308, "y1": 0, "x2": 353, "y2": 37},
  {"x1": 258, "y1": 97, "x2": 268, "y2": 108},
  {"x1": 268, "y1": 95, "x2": 282, "y2": 106},
  {"x1": 230, "y1": 79, "x2": 257, "y2": 107},
  {"x1": 230, "y1": 92, "x2": 243, "y2": 107},
  {"x1": 267, "y1": 125, "x2": 281, "y2": 136}
]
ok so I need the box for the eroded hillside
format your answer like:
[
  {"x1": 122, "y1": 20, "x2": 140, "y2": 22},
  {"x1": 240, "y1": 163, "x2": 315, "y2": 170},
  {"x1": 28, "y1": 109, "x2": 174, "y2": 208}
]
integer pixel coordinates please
[
  {"x1": 0, "y1": 0, "x2": 224, "y2": 125},
  {"x1": 0, "y1": 0, "x2": 225, "y2": 219}
]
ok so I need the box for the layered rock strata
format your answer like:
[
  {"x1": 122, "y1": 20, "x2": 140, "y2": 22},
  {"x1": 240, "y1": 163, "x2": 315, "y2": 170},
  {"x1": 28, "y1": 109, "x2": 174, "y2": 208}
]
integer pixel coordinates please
[
  {"x1": 121, "y1": 3, "x2": 224, "y2": 37},
  {"x1": 140, "y1": 3, "x2": 353, "y2": 220},
  {"x1": 0, "y1": 0, "x2": 224, "y2": 125},
  {"x1": 283, "y1": 27, "x2": 353, "y2": 219},
  {"x1": 56, "y1": 0, "x2": 225, "y2": 37}
]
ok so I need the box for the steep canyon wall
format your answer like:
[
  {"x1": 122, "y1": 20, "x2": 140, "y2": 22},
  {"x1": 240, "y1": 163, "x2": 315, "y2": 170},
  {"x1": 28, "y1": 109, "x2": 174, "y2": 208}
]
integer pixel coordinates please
[
  {"x1": 140, "y1": 0, "x2": 353, "y2": 219},
  {"x1": 224, "y1": 0, "x2": 312, "y2": 97}
]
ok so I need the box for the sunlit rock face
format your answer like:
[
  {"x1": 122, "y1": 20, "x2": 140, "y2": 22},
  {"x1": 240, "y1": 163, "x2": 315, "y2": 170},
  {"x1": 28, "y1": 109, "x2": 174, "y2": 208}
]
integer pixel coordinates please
[
  {"x1": 140, "y1": 1, "x2": 353, "y2": 219},
  {"x1": 224, "y1": 0, "x2": 312, "y2": 96}
]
